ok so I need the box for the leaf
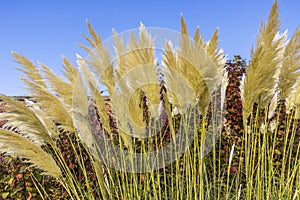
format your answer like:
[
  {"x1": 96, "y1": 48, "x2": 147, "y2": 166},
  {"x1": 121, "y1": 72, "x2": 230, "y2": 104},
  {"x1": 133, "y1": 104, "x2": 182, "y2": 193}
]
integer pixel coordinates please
[{"x1": 2, "y1": 192, "x2": 9, "y2": 199}]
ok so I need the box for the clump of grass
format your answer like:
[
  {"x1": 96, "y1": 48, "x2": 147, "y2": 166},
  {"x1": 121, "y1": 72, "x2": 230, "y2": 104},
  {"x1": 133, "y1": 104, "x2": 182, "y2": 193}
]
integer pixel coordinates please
[
  {"x1": 0, "y1": 0, "x2": 300, "y2": 199},
  {"x1": 239, "y1": 1, "x2": 300, "y2": 199}
]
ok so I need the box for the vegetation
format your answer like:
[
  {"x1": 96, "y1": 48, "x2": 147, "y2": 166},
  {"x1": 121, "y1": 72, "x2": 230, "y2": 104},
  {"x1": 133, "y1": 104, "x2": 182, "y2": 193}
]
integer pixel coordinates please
[{"x1": 1, "y1": 1, "x2": 300, "y2": 199}]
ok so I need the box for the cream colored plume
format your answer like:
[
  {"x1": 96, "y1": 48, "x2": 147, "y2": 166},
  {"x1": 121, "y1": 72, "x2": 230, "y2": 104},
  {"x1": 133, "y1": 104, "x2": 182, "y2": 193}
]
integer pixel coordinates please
[
  {"x1": 12, "y1": 52, "x2": 75, "y2": 133},
  {"x1": 279, "y1": 28, "x2": 300, "y2": 111},
  {"x1": 0, "y1": 129, "x2": 61, "y2": 178},
  {"x1": 70, "y1": 69, "x2": 98, "y2": 155},
  {"x1": 240, "y1": 0, "x2": 286, "y2": 124},
  {"x1": 0, "y1": 95, "x2": 55, "y2": 145},
  {"x1": 162, "y1": 40, "x2": 201, "y2": 114},
  {"x1": 162, "y1": 15, "x2": 220, "y2": 115},
  {"x1": 77, "y1": 55, "x2": 112, "y2": 135},
  {"x1": 39, "y1": 63, "x2": 74, "y2": 109},
  {"x1": 294, "y1": 78, "x2": 300, "y2": 119},
  {"x1": 12, "y1": 52, "x2": 46, "y2": 88},
  {"x1": 110, "y1": 22, "x2": 160, "y2": 144},
  {"x1": 79, "y1": 21, "x2": 115, "y2": 96},
  {"x1": 193, "y1": 25, "x2": 226, "y2": 87}
]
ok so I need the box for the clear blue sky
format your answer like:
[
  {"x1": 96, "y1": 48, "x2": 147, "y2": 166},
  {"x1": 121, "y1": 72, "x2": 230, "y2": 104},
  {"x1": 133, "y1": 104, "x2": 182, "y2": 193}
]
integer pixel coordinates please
[{"x1": 1, "y1": 0, "x2": 299, "y2": 95}]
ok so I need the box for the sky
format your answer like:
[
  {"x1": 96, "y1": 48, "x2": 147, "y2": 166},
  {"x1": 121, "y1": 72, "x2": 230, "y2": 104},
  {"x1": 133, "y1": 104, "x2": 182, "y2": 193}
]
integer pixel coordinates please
[{"x1": 0, "y1": 0, "x2": 299, "y2": 96}]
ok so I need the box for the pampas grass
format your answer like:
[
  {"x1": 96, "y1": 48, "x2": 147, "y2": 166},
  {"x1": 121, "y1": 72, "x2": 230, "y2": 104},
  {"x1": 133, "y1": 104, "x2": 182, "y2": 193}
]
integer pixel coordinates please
[
  {"x1": 240, "y1": 0, "x2": 286, "y2": 124},
  {"x1": 278, "y1": 28, "x2": 300, "y2": 100},
  {"x1": 0, "y1": 1, "x2": 300, "y2": 199},
  {"x1": 0, "y1": 129, "x2": 61, "y2": 178}
]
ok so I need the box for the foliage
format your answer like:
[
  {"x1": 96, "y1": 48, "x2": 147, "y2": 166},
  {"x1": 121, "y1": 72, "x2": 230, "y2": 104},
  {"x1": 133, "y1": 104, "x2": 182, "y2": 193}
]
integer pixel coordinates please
[
  {"x1": 0, "y1": 1, "x2": 300, "y2": 199},
  {"x1": 0, "y1": 154, "x2": 67, "y2": 200}
]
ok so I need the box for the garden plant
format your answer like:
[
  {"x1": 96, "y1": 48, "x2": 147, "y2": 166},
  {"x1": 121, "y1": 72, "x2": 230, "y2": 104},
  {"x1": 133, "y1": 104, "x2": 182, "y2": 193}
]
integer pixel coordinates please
[{"x1": 0, "y1": 1, "x2": 300, "y2": 199}]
